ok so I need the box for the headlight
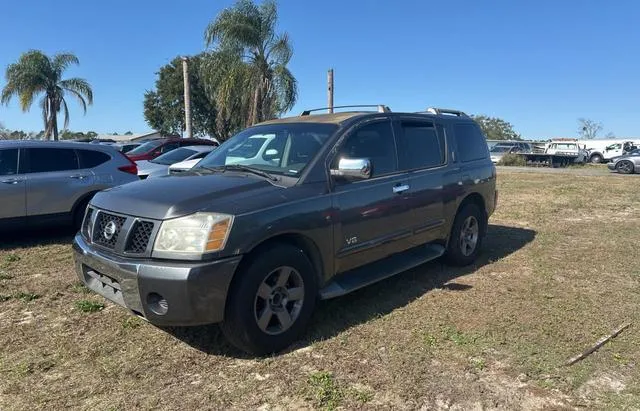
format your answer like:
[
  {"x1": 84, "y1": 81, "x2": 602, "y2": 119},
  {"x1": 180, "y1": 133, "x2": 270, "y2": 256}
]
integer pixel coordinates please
[{"x1": 153, "y1": 212, "x2": 234, "y2": 256}]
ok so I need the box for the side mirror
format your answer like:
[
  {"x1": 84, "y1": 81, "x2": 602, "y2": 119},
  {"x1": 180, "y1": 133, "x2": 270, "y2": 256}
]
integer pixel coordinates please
[{"x1": 330, "y1": 158, "x2": 371, "y2": 181}]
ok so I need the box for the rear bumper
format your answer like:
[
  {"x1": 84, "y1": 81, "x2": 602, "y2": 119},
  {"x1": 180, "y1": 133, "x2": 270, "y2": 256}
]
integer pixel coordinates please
[{"x1": 72, "y1": 234, "x2": 241, "y2": 326}]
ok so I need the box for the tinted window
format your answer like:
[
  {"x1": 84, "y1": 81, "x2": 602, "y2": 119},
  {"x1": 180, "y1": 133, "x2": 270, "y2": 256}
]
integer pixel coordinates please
[
  {"x1": 0, "y1": 149, "x2": 19, "y2": 176},
  {"x1": 151, "y1": 147, "x2": 198, "y2": 165},
  {"x1": 78, "y1": 149, "x2": 111, "y2": 169},
  {"x1": 335, "y1": 121, "x2": 397, "y2": 177},
  {"x1": 397, "y1": 121, "x2": 445, "y2": 170},
  {"x1": 26, "y1": 148, "x2": 78, "y2": 173},
  {"x1": 127, "y1": 140, "x2": 162, "y2": 155},
  {"x1": 455, "y1": 123, "x2": 489, "y2": 162},
  {"x1": 161, "y1": 142, "x2": 180, "y2": 153}
]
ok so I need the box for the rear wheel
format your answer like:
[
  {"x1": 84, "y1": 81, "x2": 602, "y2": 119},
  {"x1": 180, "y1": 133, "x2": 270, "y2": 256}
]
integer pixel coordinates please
[
  {"x1": 444, "y1": 203, "x2": 486, "y2": 266},
  {"x1": 616, "y1": 160, "x2": 635, "y2": 174},
  {"x1": 221, "y1": 244, "x2": 317, "y2": 355}
]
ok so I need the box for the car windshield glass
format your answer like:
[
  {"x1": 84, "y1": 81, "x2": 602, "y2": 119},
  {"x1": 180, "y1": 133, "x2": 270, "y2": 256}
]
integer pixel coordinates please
[
  {"x1": 151, "y1": 147, "x2": 197, "y2": 165},
  {"x1": 490, "y1": 147, "x2": 510, "y2": 153},
  {"x1": 196, "y1": 123, "x2": 338, "y2": 177},
  {"x1": 127, "y1": 140, "x2": 162, "y2": 155}
]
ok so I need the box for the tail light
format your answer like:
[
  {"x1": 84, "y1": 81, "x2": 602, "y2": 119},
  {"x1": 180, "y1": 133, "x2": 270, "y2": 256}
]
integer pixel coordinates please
[{"x1": 117, "y1": 152, "x2": 138, "y2": 175}]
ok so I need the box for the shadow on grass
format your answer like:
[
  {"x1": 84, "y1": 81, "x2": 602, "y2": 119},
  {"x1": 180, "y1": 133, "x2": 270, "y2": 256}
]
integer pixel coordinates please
[
  {"x1": 168, "y1": 224, "x2": 536, "y2": 357},
  {"x1": 0, "y1": 227, "x2": 76, "y2": 251}
]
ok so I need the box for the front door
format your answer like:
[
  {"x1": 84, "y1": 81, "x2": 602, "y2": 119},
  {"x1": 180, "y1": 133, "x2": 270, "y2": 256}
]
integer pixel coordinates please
[
  {"x1": 0, "y1": 148, "x2": 26, "y2": 221},
  {"x1": 331, "y1": 119, "x2": 414, "y2": 273},
  {"x1": 24, "y1": 147, "x2": 93, "y2": 219}
]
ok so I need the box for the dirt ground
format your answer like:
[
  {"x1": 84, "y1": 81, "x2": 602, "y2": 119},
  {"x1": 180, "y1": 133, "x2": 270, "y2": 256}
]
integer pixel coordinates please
[{"x1": 1, "y1": 169, "x2": 639, "y2": 410}]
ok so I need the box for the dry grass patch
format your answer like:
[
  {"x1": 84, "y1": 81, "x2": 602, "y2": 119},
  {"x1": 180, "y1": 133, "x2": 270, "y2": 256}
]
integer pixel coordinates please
[{"x1": 0, "y1": 171, "x2": 639, "y2": 410}]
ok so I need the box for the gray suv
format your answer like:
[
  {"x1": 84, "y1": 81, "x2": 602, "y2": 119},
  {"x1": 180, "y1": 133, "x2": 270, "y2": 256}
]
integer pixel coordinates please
[
  {"x1": 73, "y1": 106, "x2": 497, "y2": 354},
  {"x1": 0, "y1": 141, "x2": 139, "y2": 230}
]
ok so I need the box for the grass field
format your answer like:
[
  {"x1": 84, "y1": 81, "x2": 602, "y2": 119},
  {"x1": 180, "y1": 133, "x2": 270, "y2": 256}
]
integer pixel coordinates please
[{"x1": 1, "y1": 170, "x2": 639, "y2": 410}]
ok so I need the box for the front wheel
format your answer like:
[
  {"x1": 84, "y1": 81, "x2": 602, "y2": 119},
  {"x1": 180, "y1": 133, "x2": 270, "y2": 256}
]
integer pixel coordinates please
[
  {"x1": 220, "y1": 244, "x2": 317, "y2": 355},
  {"x1": 590, "y1": 154, "x2": 603, "y2": 164},
  {"x1": 444, "y1": 203, "x2": 486, "y2": 266},
  {"x1": 616, "y1": 160, "x2": 635, "y2": 174}
]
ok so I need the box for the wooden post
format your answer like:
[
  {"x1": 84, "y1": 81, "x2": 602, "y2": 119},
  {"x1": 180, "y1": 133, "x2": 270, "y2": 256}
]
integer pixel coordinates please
[
  {"x1": 182, "y1": 57, "x2": 192, "y2": 138},
  {"x1": 327, "y1": 69, "x2": 334, "y2": 114}
]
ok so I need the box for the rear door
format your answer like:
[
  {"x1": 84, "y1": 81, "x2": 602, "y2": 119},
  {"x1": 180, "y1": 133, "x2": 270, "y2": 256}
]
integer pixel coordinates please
[
  {"x1": 0, "y1": 148, "x2": 26, "y2": 220},
  {"x1": 24, "y1": 147, "x2": 93, "y2": 218},
  {"x1": 394, "y1": 118, "x2": 447, "y2": 245},
  {"x1": 331, "y1": 119, "x2": 414, "y2": 273}
]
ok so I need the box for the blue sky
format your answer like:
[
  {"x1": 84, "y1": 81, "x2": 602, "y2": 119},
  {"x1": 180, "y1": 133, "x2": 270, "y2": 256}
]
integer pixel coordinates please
[{"x1": 1, "y1": 0, "x2": 639, "y2": 139}]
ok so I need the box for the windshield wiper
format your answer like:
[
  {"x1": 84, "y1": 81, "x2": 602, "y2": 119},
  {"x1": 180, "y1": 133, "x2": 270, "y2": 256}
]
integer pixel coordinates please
[{"x1": 197, "y1": 165, "x2": 279, "y2": 181}]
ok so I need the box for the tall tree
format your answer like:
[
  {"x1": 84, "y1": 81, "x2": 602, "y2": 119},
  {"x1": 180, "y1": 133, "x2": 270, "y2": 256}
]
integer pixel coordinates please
[
  {"x1": 1, "y1": 50, "x2": 93, "y2": 140},
  {"x1": 472, "y1": 115, "x2": 521, "y2": 140},
  {"x1": 144, "y1": 55, "x2": 217, "y2": 138},
  {"x1": 203, "y1": 0, "x2": 297, "y2": 137},
  {"x1": 577, "y1": 118, "x2": 603, "y2": 139}
]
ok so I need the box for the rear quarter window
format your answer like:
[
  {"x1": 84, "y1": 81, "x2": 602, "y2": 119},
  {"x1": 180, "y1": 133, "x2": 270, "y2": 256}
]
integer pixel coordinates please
[
  {"x1": 454, "y1": 123, "x2": 489, "y2": 162},
  {"x1": 78, "y1": 149, "x2": 111, "y2": 169}
]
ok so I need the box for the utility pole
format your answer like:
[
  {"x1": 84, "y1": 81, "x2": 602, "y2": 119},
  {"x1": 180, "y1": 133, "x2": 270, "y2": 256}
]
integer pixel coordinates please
[
  {"x1": 182, "y1": 57, "x2": 192, "y2": 138},
  {"x1": 327, "y1": 69, "x2": 334, "y2": 114}
]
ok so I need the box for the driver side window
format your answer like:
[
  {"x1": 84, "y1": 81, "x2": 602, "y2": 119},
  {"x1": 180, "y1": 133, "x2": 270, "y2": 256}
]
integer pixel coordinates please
[{"x1": 333, "y1": 121, "x2": 397, "y2": 178}]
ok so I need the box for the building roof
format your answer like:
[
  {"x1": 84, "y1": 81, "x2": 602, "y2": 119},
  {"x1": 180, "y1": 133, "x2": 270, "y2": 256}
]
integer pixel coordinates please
[{"x1": 95, "y1": 131, "x2": 164, "y2": 142}]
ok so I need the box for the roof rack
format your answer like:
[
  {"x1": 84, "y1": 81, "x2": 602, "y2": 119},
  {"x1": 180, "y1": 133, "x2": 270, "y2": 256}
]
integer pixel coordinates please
[
  {"x1": 300, "y1": 105, "x2": 391, "y2": 116},
  {"x1": 416, "y1": 107, "x2": 469, "y2": 117}
]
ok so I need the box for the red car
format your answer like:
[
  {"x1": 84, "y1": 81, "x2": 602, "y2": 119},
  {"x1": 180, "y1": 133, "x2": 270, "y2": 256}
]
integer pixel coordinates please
[{"x1": 126, "y1": 138, "x2": 219, "y2": 162}]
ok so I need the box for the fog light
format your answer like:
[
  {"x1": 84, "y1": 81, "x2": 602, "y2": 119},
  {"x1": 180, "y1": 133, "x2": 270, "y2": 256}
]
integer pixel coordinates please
[{"x1": 147, "y1": 292, "x2": 168, "y2": 315}]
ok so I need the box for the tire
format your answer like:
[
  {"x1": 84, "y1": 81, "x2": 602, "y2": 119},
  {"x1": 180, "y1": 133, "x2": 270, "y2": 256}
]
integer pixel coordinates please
[
  {"x1": 444, "y1": 203, "x2": 486, "y2": 266},
  {"x1": 72, "y1": 196, "x2": 92, "y2": 230},
  {"x1": 220, "y1": 244, "x2": 317, "y2": 355},
  {"x1": 590, "y1": 154, "x2": 603, "y2": 164},
  {"x1": 616, "y1": 160, "x2": 635, "y2": 175}
]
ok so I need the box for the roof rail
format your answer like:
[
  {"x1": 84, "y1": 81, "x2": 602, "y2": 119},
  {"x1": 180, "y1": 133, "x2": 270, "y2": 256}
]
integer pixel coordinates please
[
  {"x1": 300, "y1": 105, "x2": 391, "y2": 116},
  {"x1": 417, "y1": 107, "x2": 468, "y2": 117}
]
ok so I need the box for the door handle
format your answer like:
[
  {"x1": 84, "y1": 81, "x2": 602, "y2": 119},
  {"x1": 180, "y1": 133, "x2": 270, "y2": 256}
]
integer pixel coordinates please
[
  {"x1": 69, "y1": 174, "x2": 87, "y2": 180},
  {"x1": 1, "y1": 179, "x2": 20, "y2": 185},
  {"x1": 393, "y1": 184, "x2": 410, "y2": 194}
]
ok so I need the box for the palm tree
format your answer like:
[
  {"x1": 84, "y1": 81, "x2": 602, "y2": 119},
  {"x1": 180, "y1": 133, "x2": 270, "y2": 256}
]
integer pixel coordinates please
[
  {"x1": 1, "y1": 50, "x2": 93, "y2": 140},
  {"x1": 203, "y1": 0, "x2": 297, "y2": 134}
]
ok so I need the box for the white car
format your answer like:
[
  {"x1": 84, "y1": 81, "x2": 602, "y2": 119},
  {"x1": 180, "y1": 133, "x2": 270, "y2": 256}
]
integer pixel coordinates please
[{"x1": 137, "y1": 145, "x2": 217, "y2": 179}]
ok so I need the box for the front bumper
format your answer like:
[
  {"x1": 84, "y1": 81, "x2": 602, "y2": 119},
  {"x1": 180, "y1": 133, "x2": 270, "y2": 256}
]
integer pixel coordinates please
[
  {"x1": 72, "y1": 234, "x2": 241, "y2": 326},
  {"x1": 607, "y1": 163, "x2": 617, "y2": 171}
]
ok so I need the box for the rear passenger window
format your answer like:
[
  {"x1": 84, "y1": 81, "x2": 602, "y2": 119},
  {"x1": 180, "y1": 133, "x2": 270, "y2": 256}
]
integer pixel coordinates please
[
  {"x1": 397, "y1": 121, "x2": 445, "y2": 170},
  {"x1": 78, "y1": 150, "x2": 111, "y2": 169},
  {"x1": 26, "y1": 148, "x2": 78, "y2": 173},
  {"x1": 455, "y1": 123, "x2": 489, "y2": 162},
  {"x1": 335, "y1": 121, "x2": 397, "y2": 177},
  {"x1": 0, "y1": 149, "x2": 19, "y2": 176}
]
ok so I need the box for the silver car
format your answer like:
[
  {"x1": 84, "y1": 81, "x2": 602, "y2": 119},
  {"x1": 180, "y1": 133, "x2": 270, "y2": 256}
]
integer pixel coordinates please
[
  {"x1": 136, "y1": 145, "x2": 216, "y2": 179},
  {"x1": 607, "y1": 148, "x2": 640, "y2": 174},
  {"x1": 0, "y1": 141, "x2": 139, "y2": 229}
]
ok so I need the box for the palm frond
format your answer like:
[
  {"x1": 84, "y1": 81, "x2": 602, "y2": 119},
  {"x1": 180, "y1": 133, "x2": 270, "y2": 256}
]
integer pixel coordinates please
[
  {"x1": 61, "y1": 97, "x2": 70, "y2": 130},
  {"x1": 52, "y1": 53, "x2": 80, "y2": 78},
  {"x1": 272, "y1": 65, "x2": 297, "y2": 114},
  {"x1": 205, "y1": 0, "x2": 262, "y2": 50},
  {"x1": 267, "y1": 32, "x2": 293, "y2": 65},
  {"x1": 59, "y1": 78, "x2": 93, "y2": 112}
]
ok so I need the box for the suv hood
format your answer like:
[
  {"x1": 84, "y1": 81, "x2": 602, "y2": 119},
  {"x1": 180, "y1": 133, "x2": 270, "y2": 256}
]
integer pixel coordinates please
[{"x1": 91, "y1": 173, "x2": 282, "y2": 220}]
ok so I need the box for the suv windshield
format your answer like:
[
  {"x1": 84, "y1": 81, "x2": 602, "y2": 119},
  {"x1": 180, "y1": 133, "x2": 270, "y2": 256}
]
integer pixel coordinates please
[
  {"x1": 151, "y1": 147, "x2": 197, "y2": 165},
  {"x1": 127, "y1": 140, "x2": 163, "y2": 155},
  {"x1": 196, "y1": 123, "x2": 337, "y2": 177}
]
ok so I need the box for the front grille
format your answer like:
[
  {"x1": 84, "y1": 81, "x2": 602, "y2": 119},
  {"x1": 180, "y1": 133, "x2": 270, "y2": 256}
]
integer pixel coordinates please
[
  {"x1": 93, "y1": 212, "x2": 127, "y2": 249},
  {"x1": 125, "y1": 221, "x2": 155, "y2": 254}
]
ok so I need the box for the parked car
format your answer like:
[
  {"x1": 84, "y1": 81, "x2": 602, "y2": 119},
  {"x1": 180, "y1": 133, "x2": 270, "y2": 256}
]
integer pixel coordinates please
[
  {"x1": 137, "y1": 145, "x2": 217, "y2": 179},
  {"x1": 607, "y1": 149, "x2": 640, "y2": 174},
  {"x1": 73, "y1": 105, "x2": 497, "y2": 355},
  {"x1": 126, "y1": 138, "x2": 218, "y2": 162},
  {"x1": 490, "y1": 145, "x2": 521, "y2": 163},
  {"x1": 0, "y1": 141, "x2": 138, "y2": 230},
  {"x1": 110, "y1": 142, "x2": 141, "y2": 154}
]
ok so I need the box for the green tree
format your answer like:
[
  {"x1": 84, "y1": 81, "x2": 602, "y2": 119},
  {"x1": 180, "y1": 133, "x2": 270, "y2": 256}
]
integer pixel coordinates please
[
  {"x1": 143, "y1": 55, "x2": 217, "y2": 138},
  {"x1": 472, "y1": 115, "x2": 521, "y2": 140},
  {"x1": 202, "y1": 0, "x2": 297, "y2": 137},
  {"x1": 86, "y1": 131, "x2": 97, "y2": 138},
  {"x1": 1, "y1": 50, "x2": 93, "y2": 140},
  {"x1": 124, "y1": 131, "x2": 133, "y2": 135}
]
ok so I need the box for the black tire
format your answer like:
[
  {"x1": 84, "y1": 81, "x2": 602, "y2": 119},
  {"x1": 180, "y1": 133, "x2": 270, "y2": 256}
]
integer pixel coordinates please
[
  {"x1": 220, "y1": 244, "x2": 317, "y2": 355},
  {"x1": 590, "y1": 154, "x2": 603, "y2": 164},
  {"x1": 72, "y1": 197, "x2": 92, "y2": 230},
  {"x1": 616, "y1": 160, "x2": 635, "y2": 175},
  {"x1": 444, "y1": 203, "x2": 486, "y2": 266}
]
